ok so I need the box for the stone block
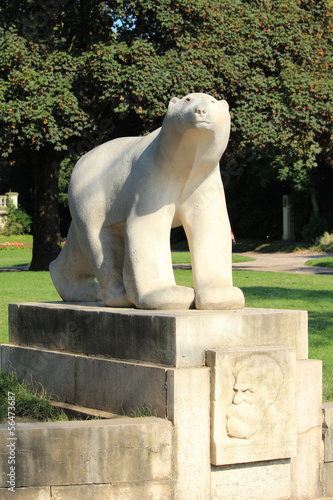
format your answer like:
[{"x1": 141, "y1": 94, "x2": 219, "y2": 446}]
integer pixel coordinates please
[
  {"x1": 0, "y1": 487, "x2": 51, "y2": 499},
  {"x1": 0, "y1": 345, "x2": 167, "y2": 417},
  {"x1": 0, "y1": 417, "x2": 172, "y2": 488},
  {"x1": 9, "y1": 302, "x2": 308, "y2": 367},
  {"x1": 52, "y1": 481, "x2": 171, "y2": 499},
  {"x1": 211, "y1": 459, "x2": 291, "y2": 500},
  {"x1": 323, "y1": 401, "x2": 333, "y2": 462},
  {"x1": 324, "y1": 461, "x2": 333, "y2": 497},
  {"x1": 207, "y1": 346, "x2": 297, "y2": 465},
  {"x1": 291, "y1": 359, "x2": 323, "y2": 499},
  {"x1": 167, "y1": 367, "x2": 211, "y2": 500}
]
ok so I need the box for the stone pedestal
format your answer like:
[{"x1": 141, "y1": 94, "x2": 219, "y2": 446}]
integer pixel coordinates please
[{"x1": 0, "y1": 302, "x2": 323, "y2": 499}]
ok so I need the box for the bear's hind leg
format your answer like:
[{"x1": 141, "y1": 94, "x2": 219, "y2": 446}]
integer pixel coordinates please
[
  {"x1": 88, "y1": 223, "x2": 134, "y2": 308},
  {"x1": 49, "y1": 224, "x2": 103, "y2": 302}
]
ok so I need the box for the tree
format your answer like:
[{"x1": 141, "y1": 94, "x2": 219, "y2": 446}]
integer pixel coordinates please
[
  {"x1": 0, "y1": 1, "x2": 118, "y2": 269},
  {"x1": 0, "y1": 0, "x2": 332, "y2": 269}
]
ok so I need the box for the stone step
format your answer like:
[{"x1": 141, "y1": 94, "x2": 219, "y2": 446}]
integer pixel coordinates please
[{"x1": 50, "y1": 401, "x2": 125, "y2": 420}]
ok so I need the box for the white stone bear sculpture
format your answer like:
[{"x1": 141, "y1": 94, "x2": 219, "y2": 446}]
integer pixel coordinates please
[{"x1": 50, "y1": 93, "x2": 245, "y2": 310}]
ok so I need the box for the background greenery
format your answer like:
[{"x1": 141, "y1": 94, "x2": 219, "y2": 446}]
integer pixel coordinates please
[{"x1": 0, "y1": 0, "x2": 332, "y2": 269}]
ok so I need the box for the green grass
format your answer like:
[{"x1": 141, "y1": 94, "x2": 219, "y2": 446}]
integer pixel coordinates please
[
  {"x1": 305, "y1": 257, "x2": 333, "y2": 268},
  {"x1": 0, "y1": 371, "x2": 68, "y2": 422},
  {"x1": 0, "y1": 248, "x2": 32, "y2": 267},
  {"x1": 0, "y1": 249, "x2": 255, "y2": 269},
  {"x1": 171, "y1": 251, "x2": 256, "y2": 265},
  {"x1": 0, "y1": 268, "x2": 332, "y2": 402}
]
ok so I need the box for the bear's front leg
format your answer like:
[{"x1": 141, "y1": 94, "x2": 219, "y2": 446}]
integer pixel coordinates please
[
  {"x1": 178, "y1": 168, "x2": 245, "y2": 310},
  {"x1": 123, "y1": 209, "x2": 195, "y2": 310}
]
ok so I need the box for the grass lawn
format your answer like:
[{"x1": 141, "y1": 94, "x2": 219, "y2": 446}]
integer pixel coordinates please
[
  {"x1": 0, "y1": 249, "x2": 32, "y2": 267},
  {"x1": 171, "y1": 251, "x2": 256, "y2": 264},
  {"x1": 0, "y1": 249, "x2": 254, "y2": 268},
  {"x1": 305, "y1": 257, "x2": 333, "y2": 268},
  {"x1": 0, "y1": 266, "x2": 332, "y2": 402}
]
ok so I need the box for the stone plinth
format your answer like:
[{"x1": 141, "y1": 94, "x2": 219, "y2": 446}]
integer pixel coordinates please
[
  {"x1": 0, "y1": 301, "x2": 323, "y2": 500},
  {"x1": 9, "y1": 302, "x2": 308, "y2": 366},
  {"x1": 291, "y1": 359, "x2": 323, "y2": 499}
]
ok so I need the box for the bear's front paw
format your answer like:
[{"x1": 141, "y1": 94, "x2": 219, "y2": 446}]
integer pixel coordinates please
[
  {"x1": 137, "y1": 285, "x2": 195, "y2": 310},
  {"x1": 195, "y1": 285, "x2": 244, "y2": 310}
]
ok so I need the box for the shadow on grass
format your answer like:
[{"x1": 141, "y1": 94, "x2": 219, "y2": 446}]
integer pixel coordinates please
[{"x1": 241, "y1": 285, "x2": 333, "y2": 303}]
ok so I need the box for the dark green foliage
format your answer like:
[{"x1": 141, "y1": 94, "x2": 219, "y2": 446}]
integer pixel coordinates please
[
  {"x1": 301, "y1": 213, "x2": 330, "y2": 242},
  {"x1": 1, "y1": 199, "x2": 32, "y2": 236}
]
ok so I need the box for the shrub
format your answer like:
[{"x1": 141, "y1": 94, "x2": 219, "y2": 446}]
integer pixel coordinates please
[
  {"x1": 0, "y1": 200, "x2": 32, "y2": 236},
  {"x1": 301, "y1": 213, "x2": 328, "y2": 242},
  {"x1": 317, "y1": 231, "x2": 333, "y2": 252}
]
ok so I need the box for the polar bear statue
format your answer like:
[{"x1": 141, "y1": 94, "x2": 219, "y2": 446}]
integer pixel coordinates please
[{"x1": 50, "y1": 93, "x2": 245, "y2": 310}]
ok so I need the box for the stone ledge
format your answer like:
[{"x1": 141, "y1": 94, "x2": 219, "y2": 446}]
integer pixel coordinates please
[
  {"x1": 9, "y1": 302, "x2": 308, "y2": 366},
  {"x1": 0, "y1": 417, "x2": 173, "y2": 488},
  {"x1": 0, "y1": 345, "x2": 168, "y2": 417},
  {"x1": 0, "y1": 481, "x2": 172, "y2": 500}
]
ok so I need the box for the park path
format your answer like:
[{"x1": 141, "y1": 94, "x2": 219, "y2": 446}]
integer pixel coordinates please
[
  {"x1": 232, "y1": 251, "x2": 333, "y2": 275},
  {"x1": 173, "y1": 251, "x2": 333, "y2": 275}
]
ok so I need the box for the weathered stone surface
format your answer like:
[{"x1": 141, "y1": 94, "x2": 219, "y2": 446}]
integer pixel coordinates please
[
  {"x1": 52, "y1": 480, "x2": 172, "y2": 499},
  {"x1": 167, "y1": 367, "x2": 211, "y2": 500},
  {"x1": 0, "y1": 487, "x2": 50, "y2": 500},
  {"x1": 211, "y1": 459, "x2": 291, "y2": 500},
  {"x1": 291, "y1": 359, "x2": 323, "y2": 499},
  {"x1": 207, "y1": 346, "x2": 297, "y2": 465},
  {"x1": 0, "y1": 481, "x2": 171, "y2": 499},
  {"x1": 0, "y1": 418, "x2": 172, "y2": 488},
  {"x1": 324, "y1": 461, "x2": 333, "y2": 497},
  {"x1": 0, "y1": 345, "x2": 167, "y2": 417},
  {"x1": 9, "y1": 302, "x2": 308, "y2": 366},
  {"x1": 323, "y1": 401, "x2": 333, "y2": 463}
]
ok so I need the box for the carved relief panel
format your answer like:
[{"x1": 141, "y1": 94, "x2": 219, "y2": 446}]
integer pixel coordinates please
[{"x1": 206, "y1": 346, "x2": 297, "y2": 465}]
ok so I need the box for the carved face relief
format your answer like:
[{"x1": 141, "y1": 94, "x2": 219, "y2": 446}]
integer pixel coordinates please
[
  {"x1": 207, "y1": 347, "x2": 297, "y2": 466},
  {"x1": 226, "y1": 355, "x2": 284, "y2": 439}
]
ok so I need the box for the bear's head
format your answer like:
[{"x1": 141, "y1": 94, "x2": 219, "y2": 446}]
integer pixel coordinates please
[
  {"x1": 165, "y1": 93, "x2": 229, "y2": 133},
  {"x1": 163, "y1": 93, "x2": 230, "y2": 156}
]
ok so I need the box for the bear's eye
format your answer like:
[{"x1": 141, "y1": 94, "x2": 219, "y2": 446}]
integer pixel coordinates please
[
  {"x1": 186, "y1": 97, "x2": 191, "y2": 102},
  {"x1": 211, "y1": 100, "x2": 215, "y2": 104}
]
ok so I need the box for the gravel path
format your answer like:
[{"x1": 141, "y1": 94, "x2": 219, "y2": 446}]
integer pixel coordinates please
[
  {"x1": 232, "y1": 252, "x2": 333, "y2": 275},
  {"x1": 173, "y1": 251, "x2": 333, "y2": 275}
]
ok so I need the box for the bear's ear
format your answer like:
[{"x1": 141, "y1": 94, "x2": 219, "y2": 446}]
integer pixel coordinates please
[
  {"x1": 169, "y1": 97, "x2": 180, "y2": 106},
  {"x1": 218, "y1": 99, "x2": 229, "y2": 111}
]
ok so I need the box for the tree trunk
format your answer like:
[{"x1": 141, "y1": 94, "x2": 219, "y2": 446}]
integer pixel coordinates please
[
  {"x1": 310, "y1": 191, "x2": 320, "y2": 215},
  {"x1": 30, "y1": 150, "x2": 62, "y2": 271}
]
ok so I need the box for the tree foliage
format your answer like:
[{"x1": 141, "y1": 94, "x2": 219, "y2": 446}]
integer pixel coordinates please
[{"x1": 0, "y1": 0, "x2": 332, "y2": 267}]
